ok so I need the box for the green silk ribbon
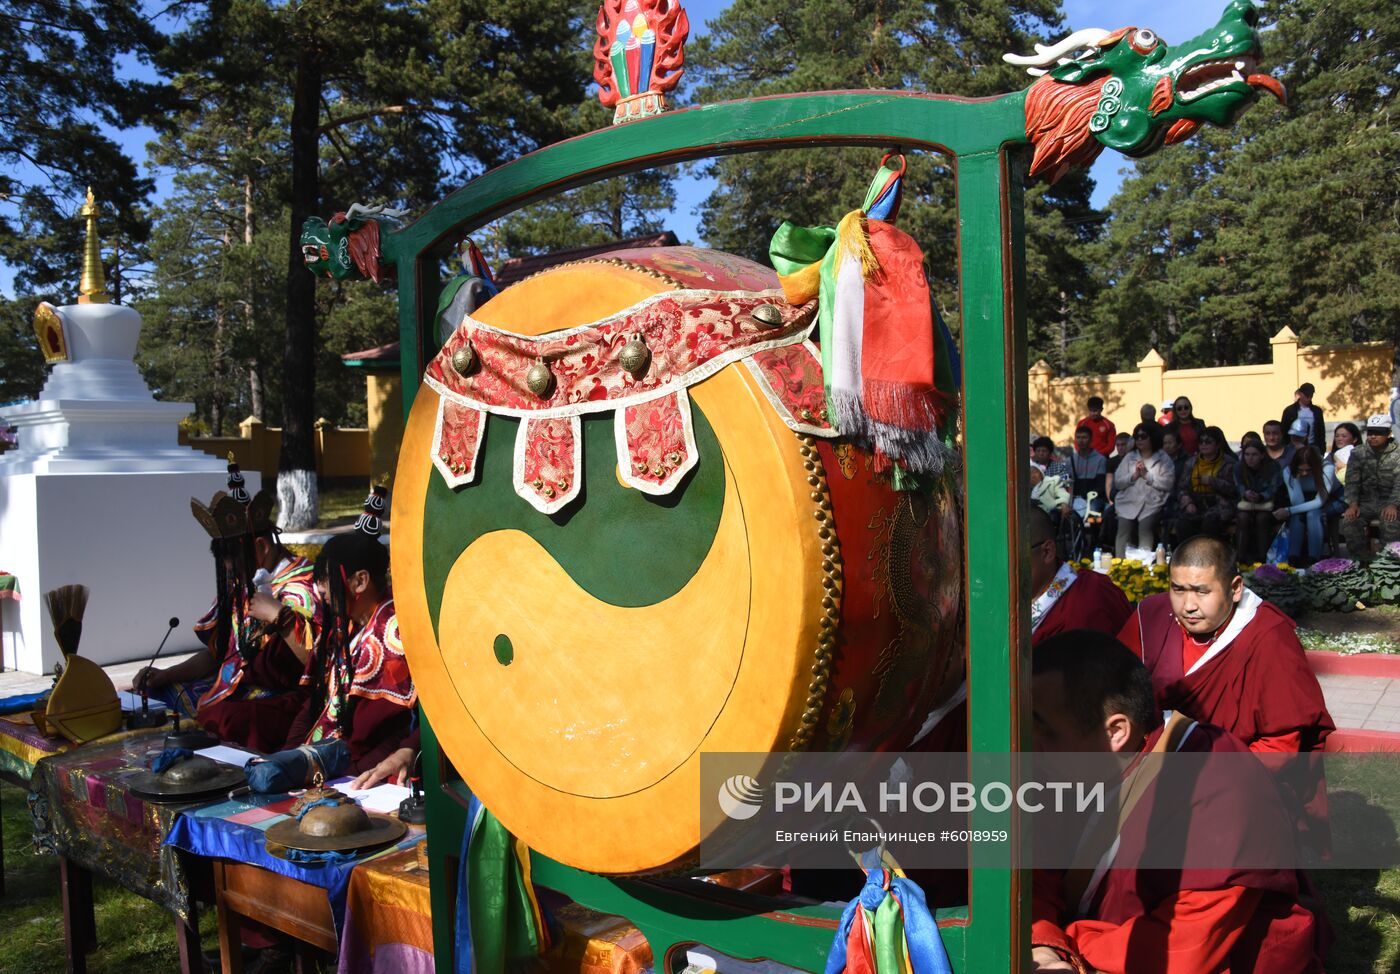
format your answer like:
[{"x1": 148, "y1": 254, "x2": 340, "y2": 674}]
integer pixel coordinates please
[{"x1": 465, "y1": 805, "x2": 543, "y2": 974}]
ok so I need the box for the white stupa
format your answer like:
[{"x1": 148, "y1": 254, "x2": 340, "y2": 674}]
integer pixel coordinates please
[{"x1": 0, "y1": 190, "x2": 255, "y2": 673}]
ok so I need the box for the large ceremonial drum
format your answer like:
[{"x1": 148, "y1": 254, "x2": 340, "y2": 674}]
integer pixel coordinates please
[{"x1": 393, "y1": 247, "x2": 964, "y2": 874}]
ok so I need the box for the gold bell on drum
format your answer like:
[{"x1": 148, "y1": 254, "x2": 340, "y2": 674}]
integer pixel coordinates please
[
  {"x1": 451, "y1": 341, "x2": 476, "y2": 377},
  {"x1": 751, "y1": 304, "x2": 784, "y2": 329},
  {"x1": 619, "y1": 335, "x2": 650, "y2": 379},
  {"x1": 526, "y1": 360, "x2": 554, "y2": 398}
]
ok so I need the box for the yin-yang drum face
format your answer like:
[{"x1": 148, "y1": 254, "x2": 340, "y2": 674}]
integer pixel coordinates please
[{"x1": 393, "y1": 247, "x2": 964, "y2": 874}]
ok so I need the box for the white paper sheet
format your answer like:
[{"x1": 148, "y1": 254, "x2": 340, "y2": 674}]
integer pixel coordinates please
[
  {"x1": 341, "y1": 782, "x2": 412, "y2": 814},
  {"x1": 194, "y1": 744, "x2": 260, "y2": 767}
]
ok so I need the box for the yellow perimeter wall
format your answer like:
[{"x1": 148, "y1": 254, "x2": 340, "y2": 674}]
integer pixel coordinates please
[
  {"x1": 180, "y1": 374, "x2": 402, "y2": 487},
  {"x1": 1030, "y1": 328, "x2": 1393, "y2": 446}
]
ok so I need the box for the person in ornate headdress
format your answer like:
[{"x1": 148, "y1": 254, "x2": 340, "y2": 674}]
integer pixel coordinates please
[
  {"x1": 277, "y1": 486, "x2": 417, "y2": 775},
  {"x1": 133, "y1": 457, "x2": 321, "y2": 751}
]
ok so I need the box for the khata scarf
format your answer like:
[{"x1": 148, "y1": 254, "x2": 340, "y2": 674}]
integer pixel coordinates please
[
  {"x1": 825, "y1": 866, "x2": 952, "y2": 974},
  {"x1": 769, "y1": 156, "x2": 954, "y2": 482},
  {"x1": 455, "y1": 792, "x2": 550, "y2": 974}
]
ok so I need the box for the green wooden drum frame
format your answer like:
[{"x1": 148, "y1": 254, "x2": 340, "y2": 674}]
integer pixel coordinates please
[{"x1": 385, "y1": 89, "x2": 1034, "y2": 974}]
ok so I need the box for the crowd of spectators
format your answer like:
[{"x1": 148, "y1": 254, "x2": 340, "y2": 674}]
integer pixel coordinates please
[{"x1": 1030, "y1": 385, "x2": 1399, "y2": 567}]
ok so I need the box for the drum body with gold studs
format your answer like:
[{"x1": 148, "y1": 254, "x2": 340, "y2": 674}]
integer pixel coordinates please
[{"x1": 392, "y1": 247, "x2": 963, "y2": 874}]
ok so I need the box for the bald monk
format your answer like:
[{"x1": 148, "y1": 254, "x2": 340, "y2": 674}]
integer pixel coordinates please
[
  {"x1": 1117, "y1": 534, "x2": 1332, "y2": 755},
  {"x1": 1031, "y1": 631, "x2": 1326, "y2": 974},
  {"x1": 1028, "y1": 507, "x2": 1132, "y2": 645},
  {"x1": 1118, "y1": 534, "x2": 1333, "y2": 852}
]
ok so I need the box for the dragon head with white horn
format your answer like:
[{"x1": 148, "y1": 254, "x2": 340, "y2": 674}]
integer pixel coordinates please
[{"x1": 1006, "y1": 0, "x2": 1285, "y2": 183}]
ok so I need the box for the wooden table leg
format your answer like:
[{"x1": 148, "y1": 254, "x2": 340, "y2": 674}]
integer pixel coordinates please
[
  {"x1": 214, "y1": 861, "x2": 244, "y2": 974},
  {"x1": 59, "y1": 857, "x2": 95, "y2": 974},
  {"x1": 293, "y1": 943, "x2": 319, "y2": 974},
  {"x1": 175, "y1": 900, "x2": 205, "y2": 974}
]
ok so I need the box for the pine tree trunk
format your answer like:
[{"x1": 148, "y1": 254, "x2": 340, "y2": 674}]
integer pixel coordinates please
[
  {"x1": 248, "y1": 364, "x2": 264, "y2": 421},
  {"x1": 213, "y1": 225, "x2": 230, "y2": 437},
  {"x1": 243, "y1": 171, "x2": 262, "y2": 422},
  {"x1": 277, "y1": 51, "x2": 321, "y2": 529}
]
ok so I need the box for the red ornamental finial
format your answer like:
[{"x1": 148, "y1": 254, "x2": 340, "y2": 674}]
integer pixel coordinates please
[{"x1": 593, "y1": 0, "x2": 690, "y2": 125}]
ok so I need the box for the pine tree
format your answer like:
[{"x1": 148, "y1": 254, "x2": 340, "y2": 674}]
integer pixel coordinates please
[
  {"x1": 161, "y1": 0, "x2": 599, "y2": 527},
  {"x1": 1078, "y1": 0, "x2": 1399, "y2": 374},
  {"x1": 0, "y1": 296, "x2": 48, "y2": 404},
  {"x1": 495, "y1": 101, "x2": 678, "y2": 255},
  {"x1": 687, "y1": 0, "x2": 1101, "y2": 362},
  {"x1": 0, "y1": 0, "x2": 168, "y2": 299},
  {"x1": 140, "y1": 56, "x2": 289, "y2": 435}
]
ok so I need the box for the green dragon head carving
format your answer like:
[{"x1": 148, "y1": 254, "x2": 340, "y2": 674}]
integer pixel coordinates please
[
  {"x1": 1008, "y1": 0, "x2": 1285, "y2": 182},
  {"x1": 300, "y1": 205, "x2": 406, "y2": 284}
]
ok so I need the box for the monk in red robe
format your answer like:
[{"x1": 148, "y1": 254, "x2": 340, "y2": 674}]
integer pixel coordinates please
[
  {"x1": 1031, "y1": 631, "x2": 1327, "y2": 974},
  {"x1": 1117, "y1": 534, "x2": 1333, "y2": 755},
  {"x1": 1028, "y1": 507, "x2": 1132, "y2": 646}
]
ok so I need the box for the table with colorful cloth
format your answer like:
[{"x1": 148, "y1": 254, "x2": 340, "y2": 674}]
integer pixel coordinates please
[
  {"x1": 0, "y1": 709, "x2": 70, "y2": 785},
  {"x1": 335, "y1": 845, "x2": 655, "y2": 974},
  {"x1": 337, "y1": 841, "x2": 434, "y2": 974},
  {"x1": 164, "y1": 789, "x2": 425, "y2": 937},
  {"x1": 28, "y1": 726, "x2": 210, "y2": 972},
  {"x1": 0, "y1": 709, "x2": 72, "y2": 897},
  {"x1": 0, "y1": 704, "x2": 151, "y2": 784}
]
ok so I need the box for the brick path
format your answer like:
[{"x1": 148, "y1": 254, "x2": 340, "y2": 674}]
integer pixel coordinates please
[{"x1": 1317, "y1": 673, "x2": 1400, "y2": 733}]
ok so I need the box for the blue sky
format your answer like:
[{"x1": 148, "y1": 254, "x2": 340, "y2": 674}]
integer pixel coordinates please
[{"x1": 3, "y1": 0, "x2": 1237, "y2": 298}]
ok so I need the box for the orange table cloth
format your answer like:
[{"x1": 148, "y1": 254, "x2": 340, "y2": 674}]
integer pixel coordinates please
[
  {"x1": 336, "y1": 840, "x2": 654, "y2": 974},
  {"x1": 338, "y1": 842, "x2": 435, "y2": 974}
]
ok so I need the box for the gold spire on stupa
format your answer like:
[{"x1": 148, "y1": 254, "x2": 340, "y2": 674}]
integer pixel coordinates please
[{"x1": 77, "y1": 187, "x2": 109, "y2": 305}]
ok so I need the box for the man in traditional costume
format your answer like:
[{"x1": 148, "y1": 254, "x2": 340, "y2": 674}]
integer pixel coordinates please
[
  {"x1": 1117, "y1": 534, "x2": 1332, "y2": 755},
  {"x1": 1030, "y1": 631, "x2": 1327, "y2": 974},
  {"x1": 351, "y1": 728, "x2": 419, "y2": 789},
  {"x1": 133, "y1": 459, "x2": 319, "y2": 751},
  {"x1": 1028, "y1": 507, "x2": 1130, "y2": 645}
]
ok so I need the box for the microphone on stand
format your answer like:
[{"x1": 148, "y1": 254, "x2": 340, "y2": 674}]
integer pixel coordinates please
[{"x1": 128, "y1": 616, "x2": 180, "y2": 730}]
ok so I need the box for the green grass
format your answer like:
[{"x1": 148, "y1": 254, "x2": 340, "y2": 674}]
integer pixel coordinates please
[
  {"x1": 1313, "y1": 868, "x2": 1400, "y2": 973},
  {"x1": 0, "y1": 782, "x2": 217, "y2": 973},
  {"x1": 316, "y1": 486, "x2": 372, "y2": 527}
]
